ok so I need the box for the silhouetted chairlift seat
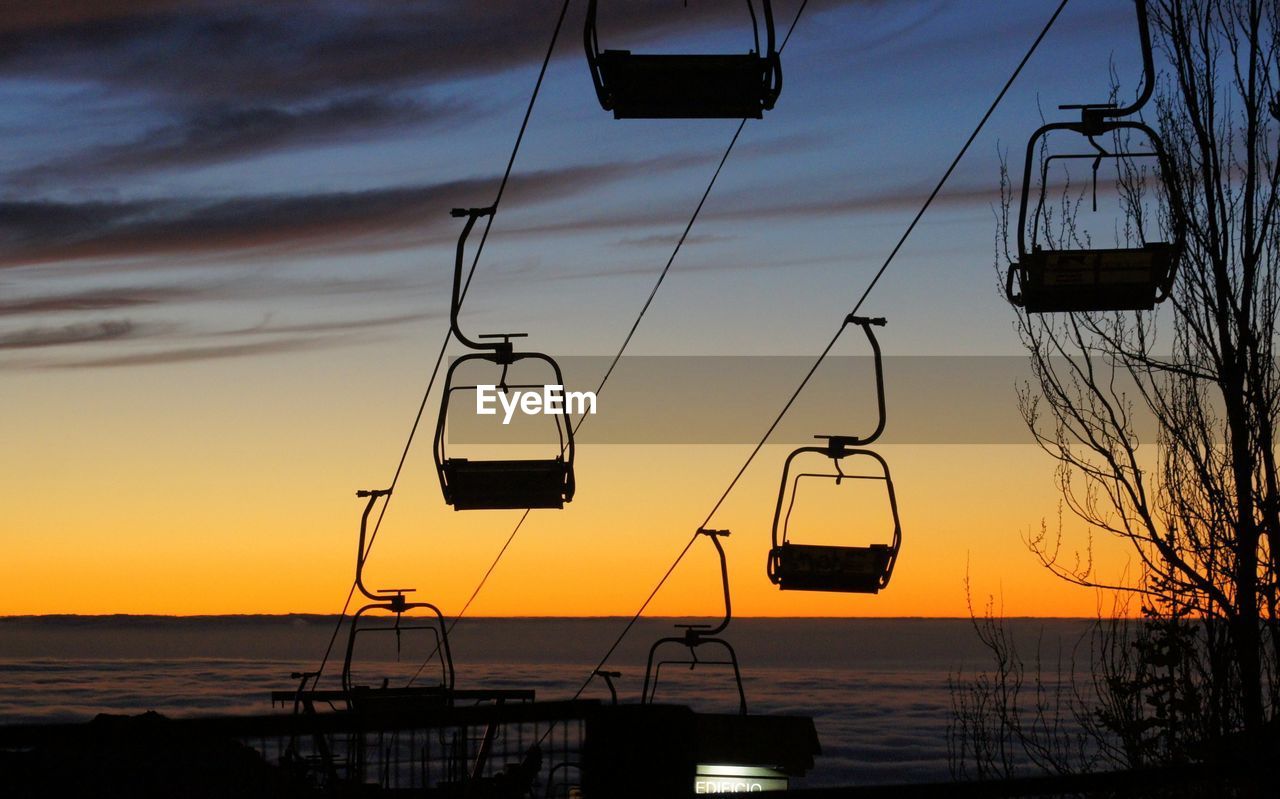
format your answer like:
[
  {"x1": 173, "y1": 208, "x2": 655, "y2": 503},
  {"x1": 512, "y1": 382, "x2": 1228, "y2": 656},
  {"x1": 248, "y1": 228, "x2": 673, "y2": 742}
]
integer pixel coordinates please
[
  {"x1": 1006, "y1": 120, "x2": 1184, "y2": 314},
  {"x1": 1005, "y1": 0, "x2": 1186, "y2": 314},
  {"x1": 436, "y1": 207, "x2": 576, "y2": 511},
  {"x1": 768, "y1": 448, "x2": 902, "y2": 595},
  {"x1": 767, "y1": 316, "x2": 901, "y2": 595},
  {"x1": 1010, "y1": 242, "x2": 1178, "y2": 313},
  {"x1": 593, "y1": 52, "x2": 777, "y2": 119},
  {"x1": 440, "y1": 456, "x2": 571, "y2": 511},
  {"x1": 585, "y1": 0, "x2": 782, "y2": 119},
  {"x1": 768, "y1": 542, "x2": 895, "y2": 594}
]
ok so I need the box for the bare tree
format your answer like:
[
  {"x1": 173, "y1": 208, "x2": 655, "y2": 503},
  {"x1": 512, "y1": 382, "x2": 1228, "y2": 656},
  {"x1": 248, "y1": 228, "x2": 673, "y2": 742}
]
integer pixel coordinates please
[{"x1": 955, "y1": 0, "x2": 1280, "y2": 778}]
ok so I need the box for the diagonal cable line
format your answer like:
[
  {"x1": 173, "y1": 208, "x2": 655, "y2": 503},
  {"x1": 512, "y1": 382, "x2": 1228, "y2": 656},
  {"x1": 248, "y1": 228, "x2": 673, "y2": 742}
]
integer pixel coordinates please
[
  {"x1": 699, "y1": 0, "x2": 1070, "y2": 530},
  {"x1": 568, "y1": 0, "x2": 1072, "y2": 702},
  {"x1": 418, "y1": 1, "x2": 816, "y2": 696},
  {"x1": 313, "y1": 0, "x2": 573, "y2": 683},
  {"x1": 407, "y1": 117, "x2": 753, "y2": 687}
]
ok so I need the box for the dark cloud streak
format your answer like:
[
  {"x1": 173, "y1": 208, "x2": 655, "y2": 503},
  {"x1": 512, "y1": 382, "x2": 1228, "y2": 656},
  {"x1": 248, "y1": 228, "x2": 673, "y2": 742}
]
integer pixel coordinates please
[
  {"x1": 16, "y1": 95, "x2": 470, "y2": 183},
  {"x1": 0, "y1": 153, "x2": 719, "y2": 268},
  {"x1": 0, "y1": 171, "x2": 1007, "y2": 269},
  {"x1": 0, "y1": 319, "x2": 139, "y2": 349},
  {"x1": 0, "y1": 1, "x2": 827, "y2": 104},
  {"x1": 218, "y1": 311, "x2": 437, "y2": 338},
  {"x1": 0, "y1": 286, "x2": 187, "y2": 314},
  {"x1": 499, "y1": 177, "x2": 1007, "y2": 240},
  {"x1": 34, "y1": 335, "x2": 340, "y2": 369}
]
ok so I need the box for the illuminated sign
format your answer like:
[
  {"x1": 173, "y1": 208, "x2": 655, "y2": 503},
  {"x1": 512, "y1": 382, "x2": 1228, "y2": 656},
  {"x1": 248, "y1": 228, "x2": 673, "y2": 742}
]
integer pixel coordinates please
[{"x1": 695, "y1": 764, "x2": 788, "y2": 793}]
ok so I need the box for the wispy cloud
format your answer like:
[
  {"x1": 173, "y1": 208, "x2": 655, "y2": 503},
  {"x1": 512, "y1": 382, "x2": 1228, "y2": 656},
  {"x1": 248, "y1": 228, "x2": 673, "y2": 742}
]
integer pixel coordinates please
[
  {"x1": 0, "y1": 170, "x2": 573, "y2": 267},
  {"x1": 498, "y1": 176, "x2": 1006, "y2": 242},
  {"x1": 36, "y1": 335, "x2": 340, "y2": 369},
  {"x1": 0, "y1": 319, "x2": 142, "y2": 349},
  {"x1": 0, "y1": 153, "x2": 727, "y2": 268},
  {"x1": 0, "y1": 275, "x2": 428, "y2": 320},
  {"x1": 0, "y1": 286, "x2": 190, "y2": 314},
  {"x1": 1, "y1": 308, "x2": 440, "y2": 368},
  {"x1": 0, "y1": 2, "x2": 825, "y2": 102},
  {"x1": 14, "y1": 95, "x2": 471, "y2": 183},
  {"x1": 215, "y1": 311, "x2": 437, "y2": 338},
  {"x1": 615, "y1": 231, "x2": 735, "y2": 248}
]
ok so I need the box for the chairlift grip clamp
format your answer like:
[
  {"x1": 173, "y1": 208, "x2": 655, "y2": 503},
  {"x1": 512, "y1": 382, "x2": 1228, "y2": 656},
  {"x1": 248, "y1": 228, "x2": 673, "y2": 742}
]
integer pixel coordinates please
[
  {"x1": 816, "y1": 434, "x2": 863, "y2": 455},
  {"x1": 846, "y1": 315, "x2": 886, "y2": 327},
  {"x1": 477, "y1": 332, "x2": 524, "y2": 365},
  {"x1": 697, "y1": 527, "x2": 731, "y2": 539},
  {"x1": 356, "y1": 488, "x2": 392, "y2": 498},
  {"x1": 450, "y1": 206, "x2": 495, "y2": 219}
]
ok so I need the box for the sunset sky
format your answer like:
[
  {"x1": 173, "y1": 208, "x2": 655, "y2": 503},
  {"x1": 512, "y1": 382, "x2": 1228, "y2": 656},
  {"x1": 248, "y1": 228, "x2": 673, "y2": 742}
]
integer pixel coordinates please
[{"x1": 2, "y1": 0, "x2": 1155, "y2": 617}]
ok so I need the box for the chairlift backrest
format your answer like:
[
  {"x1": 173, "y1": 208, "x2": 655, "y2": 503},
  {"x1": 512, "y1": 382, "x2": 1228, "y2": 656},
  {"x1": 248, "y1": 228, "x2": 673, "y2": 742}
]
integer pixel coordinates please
[{"x1": 584, "y1": 0, "x2": 782, "y2": 119}]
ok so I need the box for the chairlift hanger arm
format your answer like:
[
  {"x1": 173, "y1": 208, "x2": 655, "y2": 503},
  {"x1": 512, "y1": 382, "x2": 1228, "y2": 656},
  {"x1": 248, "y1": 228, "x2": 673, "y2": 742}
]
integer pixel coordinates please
[
  {"x1": 754, "y1": 0, "x2": 782, "y2": 110},
  {"x1": 448, "y1": 207, "x2": 501, "y2": 353},
  {"x1": 591, "y1": 669, "x2": 621, "y2": 704},
  {"x1": 696, "y1": 528, "x2": 733, "y2": 638},
  {"x1": 812, "y1": 315, "x2": 887, "y2": 450},
  {"x1": 354, "y1": 488, "x2": 392, "y2": 603},
  {"x1": 1111, "y1": 0, "x2": 1156, "y2": 119},
  {"x1": 1059, "y1": 0, "x2": 1155, "y2": 126},
  {"x1": 583, "y1": 0, "x2": 607, "y2": 109},
  {"x1": 761, "y1": 0, "x2": 777, "y2": 56},
  {"x1": 748, "y1": 1, "x2": 779, "y2": 68}
]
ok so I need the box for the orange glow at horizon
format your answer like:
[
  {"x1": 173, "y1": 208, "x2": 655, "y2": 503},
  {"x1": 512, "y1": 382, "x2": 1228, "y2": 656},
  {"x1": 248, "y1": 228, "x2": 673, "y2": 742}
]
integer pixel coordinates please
[{"x1": 3, "y1": 345, "x2": 1144, "y2": 619}]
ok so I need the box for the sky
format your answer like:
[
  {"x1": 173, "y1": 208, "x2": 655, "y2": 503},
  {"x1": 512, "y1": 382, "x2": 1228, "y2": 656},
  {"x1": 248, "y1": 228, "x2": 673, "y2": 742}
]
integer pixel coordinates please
[{"x1": 1, "y1": 0, "x2": 1158, "y2": 616}]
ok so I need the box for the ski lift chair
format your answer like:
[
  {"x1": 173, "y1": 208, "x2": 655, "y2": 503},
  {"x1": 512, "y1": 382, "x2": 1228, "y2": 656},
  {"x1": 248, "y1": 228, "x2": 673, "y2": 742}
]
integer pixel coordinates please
[
  {"x1": 584, "y1": 0, "x2": 782, "y2": 119},
  {"x1": 767, "y1": 316, "x2": 901, "y2": 594},
  {"x1": 434, "y1": 208, "x2": 576, "y2": 510},
  {"x1": 1005, "y1": 0, "x2": 1186, "y2": 313},
  {"x1": 642, "y1": 529, "x2": 748, "y2": 715},
  {"x1": 341, "y1": 490, "x2": 455, "y2": 703},
  {"x1": 434, "y1": 343, "x2": 576, "y2": 510},
  {"x1": 1006, "y1": 120, "x2": 1185, "y2": 313},
  {"x1": 768, "y1": 446, "x2": 901, "y2": 594}
]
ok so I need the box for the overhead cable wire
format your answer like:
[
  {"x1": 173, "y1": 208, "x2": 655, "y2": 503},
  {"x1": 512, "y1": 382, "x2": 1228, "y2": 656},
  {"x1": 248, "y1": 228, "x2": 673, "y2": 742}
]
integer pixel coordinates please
[
  {"x1": 556, "y1": 0, "x2": 822, "y2": 703},
  {"x1": 408, "y1": 3, "x2": 781, "y2": 686},
  {"x1": 699, "y1": 0, "x2": 1070, "y2": 529},
  {"x1": 404, "y1": 117, "x2": 752, "y2": 686},
  {"x1": 568, "y1": 0, "x2": 1072, "y2": 699},
  {"x1": 313, "y1": 0, "x2": 573, "y2": 683}
]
